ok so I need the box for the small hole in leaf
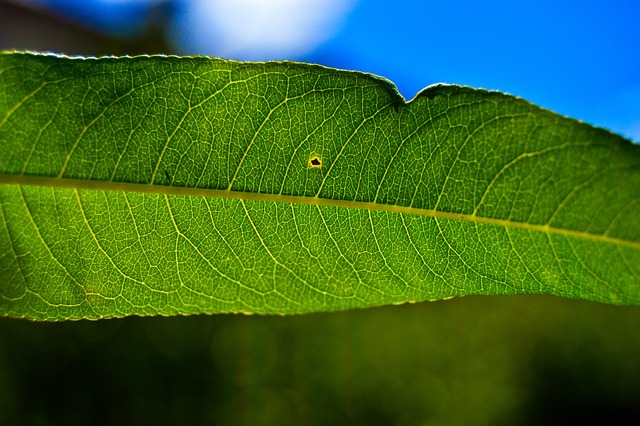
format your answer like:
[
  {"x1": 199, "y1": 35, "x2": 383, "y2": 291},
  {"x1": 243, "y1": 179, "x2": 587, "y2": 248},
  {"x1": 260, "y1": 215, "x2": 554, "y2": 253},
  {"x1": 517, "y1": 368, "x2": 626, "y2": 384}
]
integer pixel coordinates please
[{"x1": 310, "y1": 157, "x2": 322, "y2": 167}]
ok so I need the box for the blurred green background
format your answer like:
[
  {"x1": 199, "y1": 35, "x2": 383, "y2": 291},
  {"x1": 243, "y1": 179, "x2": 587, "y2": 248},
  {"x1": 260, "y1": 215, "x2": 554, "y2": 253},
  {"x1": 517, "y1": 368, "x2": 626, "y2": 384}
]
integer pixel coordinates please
[
  {"x1": 2, "y1": 296, "x2": 640, "y2": 425},
  {"x1": 1, "y1": 1, "x2": 640, "y2": 424}
]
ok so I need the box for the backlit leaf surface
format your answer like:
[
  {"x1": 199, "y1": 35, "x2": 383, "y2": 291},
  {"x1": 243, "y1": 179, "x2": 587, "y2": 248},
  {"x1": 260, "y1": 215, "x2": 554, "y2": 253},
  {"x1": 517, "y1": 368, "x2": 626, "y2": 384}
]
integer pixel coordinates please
[{"x1": 1, "y1": 52, "x2": 639, "y2": 320}]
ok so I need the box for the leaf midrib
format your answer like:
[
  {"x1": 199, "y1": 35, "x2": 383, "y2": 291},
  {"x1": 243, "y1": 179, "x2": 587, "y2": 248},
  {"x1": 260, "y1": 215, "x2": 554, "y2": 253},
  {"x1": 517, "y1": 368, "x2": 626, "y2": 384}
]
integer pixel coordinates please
[{"x1": 1, "y1": 173, "x2": 637, "y2": 250}]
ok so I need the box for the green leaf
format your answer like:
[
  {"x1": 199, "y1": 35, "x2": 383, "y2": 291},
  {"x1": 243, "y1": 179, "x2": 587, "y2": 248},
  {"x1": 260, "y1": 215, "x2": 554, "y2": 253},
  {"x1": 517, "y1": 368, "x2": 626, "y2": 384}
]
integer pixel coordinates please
[{"x1": 1, "y1": 52, "x2": 638, "y2": 321}]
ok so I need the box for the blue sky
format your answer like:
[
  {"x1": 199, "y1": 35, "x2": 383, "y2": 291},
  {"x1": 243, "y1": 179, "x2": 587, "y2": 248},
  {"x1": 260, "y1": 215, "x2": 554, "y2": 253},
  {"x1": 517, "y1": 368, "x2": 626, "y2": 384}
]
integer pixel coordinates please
[
  {"x1": 311, "y1": 0, "x2": 640, "y2": 141},
  {"x1": 26, "y1": 0, "x2": 640, "y2": 141}
]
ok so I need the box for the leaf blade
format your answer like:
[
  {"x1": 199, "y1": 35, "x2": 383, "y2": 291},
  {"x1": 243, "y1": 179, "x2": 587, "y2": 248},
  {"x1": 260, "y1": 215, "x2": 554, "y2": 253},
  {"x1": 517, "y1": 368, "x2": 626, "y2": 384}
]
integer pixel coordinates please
[{"x1": 1, "y1": 52, "x2": 639, "y2": 320}]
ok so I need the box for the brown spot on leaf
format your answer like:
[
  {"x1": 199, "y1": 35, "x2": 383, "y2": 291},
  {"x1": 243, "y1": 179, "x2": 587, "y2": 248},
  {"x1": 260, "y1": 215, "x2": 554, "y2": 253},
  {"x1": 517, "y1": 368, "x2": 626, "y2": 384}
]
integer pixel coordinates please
[{"x1": 309, "y1": 157, "x2": 322, "y2": 167}]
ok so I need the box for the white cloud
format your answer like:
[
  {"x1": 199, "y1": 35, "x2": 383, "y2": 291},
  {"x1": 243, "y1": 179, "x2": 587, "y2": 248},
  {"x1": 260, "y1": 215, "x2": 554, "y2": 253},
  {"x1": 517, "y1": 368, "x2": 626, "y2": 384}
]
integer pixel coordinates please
[{"x1": 174, "y1": 0, "x2": 357, "y2": 60}]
